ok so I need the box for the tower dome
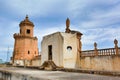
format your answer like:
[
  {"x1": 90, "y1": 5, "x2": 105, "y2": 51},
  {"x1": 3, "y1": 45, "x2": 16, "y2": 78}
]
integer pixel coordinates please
[{"x1": 19, "y1": 15, "x2": 34, "y2": 27}]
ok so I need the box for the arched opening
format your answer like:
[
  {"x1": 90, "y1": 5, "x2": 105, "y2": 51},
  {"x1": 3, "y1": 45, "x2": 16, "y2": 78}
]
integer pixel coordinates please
[{"x1": 67, "y1": 46, "x2": 72, "y2": 51}]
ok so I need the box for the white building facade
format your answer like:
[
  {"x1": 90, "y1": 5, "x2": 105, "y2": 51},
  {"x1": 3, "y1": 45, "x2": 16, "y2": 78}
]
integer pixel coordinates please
[{"x1": 41, "y1": 18, "x2": 82, "y2": 68}]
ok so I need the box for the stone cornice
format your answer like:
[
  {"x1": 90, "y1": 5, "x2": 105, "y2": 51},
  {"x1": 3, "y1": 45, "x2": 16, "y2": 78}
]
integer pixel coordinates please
[{"x1": 13, "y1": 33, "x2": 38, "y2": 40}]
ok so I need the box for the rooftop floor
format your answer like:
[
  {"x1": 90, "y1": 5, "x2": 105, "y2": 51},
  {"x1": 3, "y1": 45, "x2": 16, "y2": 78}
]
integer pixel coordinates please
[{"x1": 0, "y1": 67, "x2": 120, "y2": 80}]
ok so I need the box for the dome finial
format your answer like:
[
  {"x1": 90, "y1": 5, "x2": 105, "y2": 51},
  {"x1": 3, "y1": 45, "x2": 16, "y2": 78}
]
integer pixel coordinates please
[
  {"x1": 66, "y1": 18, "x2": 70, "y2": 27},
  {"x1": 19, "y1": 15, "x2": 34, "y2": 27},
  {"x1": 26, "y1": 15, "x2": 28, "y2": 19},
  {"x1": 65, "y1": 18, "x2": 71, "y2": 33}
]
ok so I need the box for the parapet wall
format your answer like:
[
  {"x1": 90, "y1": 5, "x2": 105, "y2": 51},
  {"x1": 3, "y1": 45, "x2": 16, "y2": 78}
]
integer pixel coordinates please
[
  {"x1": 80, "y1": 55, "x2": 120, "y2": 71},
  {"x1": 80, "y1": 39, "x2": 120, "y2": 71}
]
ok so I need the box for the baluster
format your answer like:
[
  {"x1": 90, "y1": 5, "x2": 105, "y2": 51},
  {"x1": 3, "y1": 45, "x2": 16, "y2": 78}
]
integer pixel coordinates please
[
  {"x1": 100, "y1": 50, "x2": 102, "y2": 55},
  {"x1": 113, "y1": 49, "x2": 114, "y2": 55},
  {"x1": 100, "y1": 50, "x2": 101, "y2": 55},
  {"x1": 112, "y1": 49, "x2": 113, "y2": 55},
  {"x1": 104, "y1": 49, "x2": 105, "y2": 55},
  {"x1": 102, "y1": 50, "x2": 103, "y2": 55},
  {"x1": 109, "y1": 49, "x2": 111, "y2": 55},
  {"x1": 106, "y1": 50, "x2": 108, "y2": 55},
  {"x1": 110, "y1": 49, "x2": 112, "y2": 55},
  {"x1": 108, "y1": 49, "x2": 109, "y2": 55},
  {"x1": 99, "y1": 50, "x2": 100, "y2": 56},
  {"x1": 106, "y1": 50, "x2": 107, "y2": 55},
  {"x1": 108, "y1": 49, "x2": 110, "y2": 55},
  {"x1": 110, "y1": 49, "x2": 113, "y2": 55},
  {"x1": 103, "y1": 50, "x2": 104, "y2": 55},
  {"x1": 113, "y1": 48, "x2": 115, "y2": 55},
  {"x1": 104, "y1": 49, "x2": 106, "y2": 55}
]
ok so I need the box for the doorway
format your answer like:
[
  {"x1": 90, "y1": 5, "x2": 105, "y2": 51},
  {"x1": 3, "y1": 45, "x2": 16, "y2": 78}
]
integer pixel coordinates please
[{"x1": 48, "y1": 45, "x2": 52, "y2": 60}]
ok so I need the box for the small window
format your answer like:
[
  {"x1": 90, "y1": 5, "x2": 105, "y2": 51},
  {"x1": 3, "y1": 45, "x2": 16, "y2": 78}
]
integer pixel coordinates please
[
  {"x1": 20, "y1": 29, "x2": 21, "y2": 34},
  {"x1": 26, "y1": 29, "x2": 30, "y2": 34},
  {"x1": 67, "y1": 46, "x2": 72, "y2": 51},
  {"x1": 28, "y1": 51, "x2": 30, "y2": 54}
]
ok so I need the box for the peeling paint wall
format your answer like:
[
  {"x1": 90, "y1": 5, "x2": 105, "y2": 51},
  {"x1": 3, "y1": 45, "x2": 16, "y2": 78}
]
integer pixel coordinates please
[{"x1": 80, "y1": 56, "x2": 120, "y2": 71}]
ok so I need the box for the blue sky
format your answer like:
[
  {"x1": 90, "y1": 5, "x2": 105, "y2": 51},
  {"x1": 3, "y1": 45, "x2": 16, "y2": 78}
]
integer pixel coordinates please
[{"x1": 0, "y1": 0, "x2": 120, "y2": 61}]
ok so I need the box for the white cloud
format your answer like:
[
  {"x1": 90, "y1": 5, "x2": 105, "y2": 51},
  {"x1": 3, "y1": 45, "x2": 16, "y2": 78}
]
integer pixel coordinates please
[
  {"x1": 0, "y1": 17, "x2": 19, "y2": 54},
  {"x1": 34, "y1": 24, "x2": 64, "y2": 40},
  {"x1": 65, "y1": 0, "x2": 120, "y2": 18},
  {"x1": 81, "y1": 27, "x2": 120, "y2": 50},
  {"x1": 90, "y1": 4, "x2": 120, "y2": 20},
  {"x1": 73, "y1": 2, "x2": 120, "y2": 29},
  {"x1": 1, "y1": 0, "x2": 68, "y2": 17},
  {"x1": 34, "y1": 24, "x2": 65, "y2": 51}
]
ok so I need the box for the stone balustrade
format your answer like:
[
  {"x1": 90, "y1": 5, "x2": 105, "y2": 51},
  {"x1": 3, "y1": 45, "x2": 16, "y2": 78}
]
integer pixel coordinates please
[{"x1": 81, "y1": 39, "x2": 120, "y2": 57}]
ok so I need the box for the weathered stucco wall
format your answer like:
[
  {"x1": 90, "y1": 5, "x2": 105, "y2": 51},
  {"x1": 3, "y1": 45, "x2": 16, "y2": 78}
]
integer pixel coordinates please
[
  {"x1": 41, "y1": 32, "x2": 63, "y2": 67},
  {"x1": 14, "y1": 38, "x2": 38, "y2": 60},
  {"x1": 41, "y1": 32, "x2": 79, "y2": 68},
  {"x1": 80, "y1": 56, "x2": 120, "y2": 71},
  {"x1": 14, "y1": 60, "x2": 24, "y2": 66},
  {"x1": 31, "y1": 59, "x2": 41, "y2": 66},
  {"x1": 61, "y1": 33, "x2": 78, "y2": 68}
]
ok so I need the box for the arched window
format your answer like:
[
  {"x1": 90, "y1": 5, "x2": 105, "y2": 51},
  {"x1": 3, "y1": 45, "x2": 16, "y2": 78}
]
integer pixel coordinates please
[{"x1": 67, "y1": 46, "x2": 72, "y2": 51}]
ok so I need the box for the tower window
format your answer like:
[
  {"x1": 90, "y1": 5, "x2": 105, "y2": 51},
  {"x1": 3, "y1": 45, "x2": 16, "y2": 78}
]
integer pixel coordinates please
[
  {"x1": 20, "y1": 29, "x2": 21, "y2": 34},
  {"x1": 26, "y1": 29, "x2": 30, "y2": 34},
  {"x1": 28, "y1": 51, "x2": 30, "y2": 54}
]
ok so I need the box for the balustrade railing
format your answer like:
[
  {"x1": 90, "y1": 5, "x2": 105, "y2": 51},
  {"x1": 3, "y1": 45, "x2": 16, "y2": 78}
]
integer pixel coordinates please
[
  {"x1": 81, "y1": 48, "x2": 120, "y2": 57},
  {"x1": 81, "y1": 39, "x2": 119, "y2": 57}
]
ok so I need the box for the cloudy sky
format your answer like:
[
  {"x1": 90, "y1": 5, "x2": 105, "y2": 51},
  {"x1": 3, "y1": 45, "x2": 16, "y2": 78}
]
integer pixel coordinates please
[{"x1": 0, "y1": 0, "x2": 120, "y2": 61}]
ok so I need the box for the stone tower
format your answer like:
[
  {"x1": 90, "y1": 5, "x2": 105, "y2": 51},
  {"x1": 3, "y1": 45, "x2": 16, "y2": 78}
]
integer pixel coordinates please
[{"x1": 13, "y1": 15, "x2": 38, "y2": 64}]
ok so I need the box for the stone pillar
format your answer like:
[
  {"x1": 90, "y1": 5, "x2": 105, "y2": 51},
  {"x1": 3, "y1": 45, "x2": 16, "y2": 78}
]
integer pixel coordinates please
[
  {"x1": 76, "y1": 33, "x2": 82, "y2": 68},
  {"x1": 114, "y1": 39, "x2": 119, "y2": 56},
  {"x1": 94, "y1": 42, "x2": 98, "y2": 56}
]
